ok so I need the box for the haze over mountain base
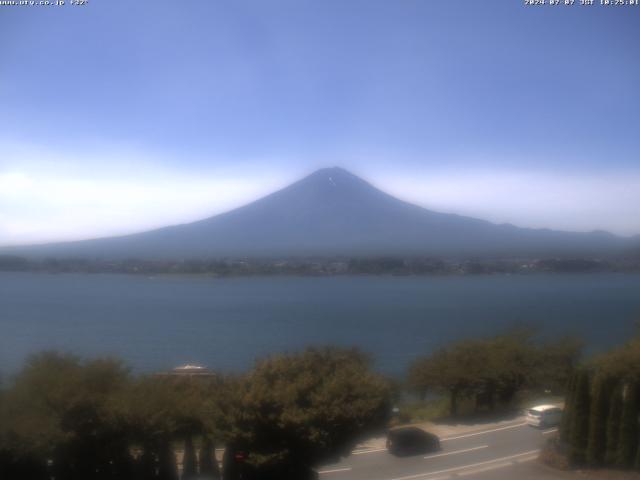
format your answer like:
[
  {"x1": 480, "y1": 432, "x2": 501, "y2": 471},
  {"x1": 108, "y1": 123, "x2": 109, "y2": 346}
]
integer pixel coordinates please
[{"x1": 2, "y1": 168, "x2": 638, "y2": 260}]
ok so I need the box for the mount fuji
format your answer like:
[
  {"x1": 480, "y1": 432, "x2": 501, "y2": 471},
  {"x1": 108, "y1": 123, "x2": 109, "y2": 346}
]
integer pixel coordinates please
[{"x1": 3, "y1": 167, "x2": 635, "y2": 259}]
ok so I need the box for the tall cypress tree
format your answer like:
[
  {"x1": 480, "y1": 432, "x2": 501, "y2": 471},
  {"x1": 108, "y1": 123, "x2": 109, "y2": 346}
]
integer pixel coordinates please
[
  {"x1": 586, "y1": 375, "x2": 610, "y2": 466},
  {"x1": 560, "y1": 373, "x2": 577, "y2": 444},
  {"x1": 617, "y1": 382, "x2": 639, "y2": 468},
  {"x1": 182, "y1": 436, "x2": 197, "y2": 480},
  {"x1": 569, "y1": 370, "x2": 591, "y2": 465},
  {"x1": 199, "y1": 436, "x2": 220, "y2": 479},
  {"x1": 138, "y1": 447, "x2": 157, "y2": 480},
  {"x1": 157, "y1": 440, "x2": 178, "y2": 480},
  {"x1": 605, "y1": 384, "x2": 623, "y2": 466}
]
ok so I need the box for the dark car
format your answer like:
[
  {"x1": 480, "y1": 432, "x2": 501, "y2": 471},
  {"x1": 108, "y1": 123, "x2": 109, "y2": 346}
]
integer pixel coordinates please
[{"x1": 386, "y1": 427, "x2": 440, "y2": 457}]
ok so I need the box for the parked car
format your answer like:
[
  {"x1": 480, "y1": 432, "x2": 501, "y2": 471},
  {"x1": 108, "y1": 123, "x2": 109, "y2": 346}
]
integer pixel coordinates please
[
  {"x1": 386, "y1": 427, "x2": 440, "y2": 457},
  {"x1": 526, "y1": 405, "x2": 563, "y2": 428}
]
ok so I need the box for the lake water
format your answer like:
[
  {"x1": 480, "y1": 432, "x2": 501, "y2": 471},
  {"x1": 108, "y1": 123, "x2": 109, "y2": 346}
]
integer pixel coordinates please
[{"x1": 1, "y1": 272, "x2": 639, "y2": 377}]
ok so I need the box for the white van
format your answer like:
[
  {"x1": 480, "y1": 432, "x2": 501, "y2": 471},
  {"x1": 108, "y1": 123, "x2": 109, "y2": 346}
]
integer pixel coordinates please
[{"x1": 526, "y1": 405, "x2": 562, "y2": 428}]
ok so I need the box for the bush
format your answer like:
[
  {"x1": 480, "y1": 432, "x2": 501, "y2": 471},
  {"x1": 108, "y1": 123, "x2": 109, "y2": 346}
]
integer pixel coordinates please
[{"x1": 391, "y1": 397, "x2": 450, "y2": 425}]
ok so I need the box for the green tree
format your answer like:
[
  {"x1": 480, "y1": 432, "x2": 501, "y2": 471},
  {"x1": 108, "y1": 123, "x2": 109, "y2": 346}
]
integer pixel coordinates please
[
  {"x1": 604, "y1": 384, "x2": 623, "y2": 465},
  {"x1": 133, "y1": 448, "x2": 157, "y2": 480},
  {"x1": 182, "y1": 436, "x2": 197, "y2": 480},
  {"x1": 535, "y1": 336, "x2": 583, "y2": 395},
  {"x1": 586, "y1": 375, "x2": 610, "y2": 466},
  {"x1": 569, "y1": 369, "x2": 590, "y2": 465},
  {"x1": 408, "y1": 341, "x2": 488, "y2": 416},
  {"x1": 560, "y1": 373, "x2": 576, "y2": 444},
  {"x1": 596, "y1": 337, "x2": 640, "y2": 380},
  {"x1": 120, "y1": 376, "x2": 196, "y2": 479},
  {"x1": 157, "y1": 440, "x2": 178, "y2": 480},
  {"x1": 617, "y1": 382, "x2": 639, "y2": 468},
  {"x1": 198, "y1": 436, "x2": 220, "y2": 479},
  {"x1": 593, "y1": 335, "x2": 640, "y2": 468},
  {"x1": 485, "y1": 332, "x2": 539, "y2": 407},
  {"x1": 226, "y1": 347, "x2": 391, "y2": 478},
  {"x1": 408, "y1": 331, "x2": 554, "y2": 417},
  {"x1": 0, "y1": 352, "x2": 132, "y2": 480}
]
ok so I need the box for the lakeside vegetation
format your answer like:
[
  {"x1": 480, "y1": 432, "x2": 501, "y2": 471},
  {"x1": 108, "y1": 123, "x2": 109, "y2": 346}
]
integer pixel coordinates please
[
  {"x1": 3, "y1": 330, "x2": 640, "y2": 479},
  {"x1": 0, "y1": 348, "x2": 390, "y2": 480},
  {"x1": 1, "y1": 254, "x2": 640, "y2": 276},
  {"x1": 407, "y1": 330, "x2": 581, "y2": 418}
]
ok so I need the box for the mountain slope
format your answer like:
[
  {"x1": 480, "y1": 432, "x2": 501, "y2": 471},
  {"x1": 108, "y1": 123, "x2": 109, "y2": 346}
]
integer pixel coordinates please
[{"x1": 3, "y1": 167, "x2": 635, "y2": 259}]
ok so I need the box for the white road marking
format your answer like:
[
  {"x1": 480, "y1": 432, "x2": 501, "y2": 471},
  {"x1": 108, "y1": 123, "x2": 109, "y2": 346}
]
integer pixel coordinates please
[
  {"x1": 542, "y1": 428, "x2": 558, "y2": 435},
  {"x1": 409, "y1": 477, "x2": 449, "y2": 480},
  {"x1": 457, "y1": 461, "x2": 512, "y2": 476},
  {"x1": 423, "y1": 445, "x2": 488, "y2": 459},
  {"x1": 352, "y1": 447, "x2": 388, "y2": 455},
  {"x1": 387, "y1": 449, "x2": 540, "y2": 480},
  {"x1": 318, "y1": 467, "x2": 353, "y2": 475},
  {"x1": 516, "y1": 454, "x2": 539, "y2": 463},
  {"x1": 457, "y1": 454, "x2": 538, "y2": 477},
  {"x1": 440, "y1": 422, "x2": 528, "y2": 441},
  {"x1": 458, "y1": 453, "x2": 538, "y2": 475}
]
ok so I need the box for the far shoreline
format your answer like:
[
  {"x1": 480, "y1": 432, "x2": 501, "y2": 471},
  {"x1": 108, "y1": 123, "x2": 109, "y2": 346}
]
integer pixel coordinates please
[{"x1": 2, "y1": 254, "x2": 640, "y2": 277}]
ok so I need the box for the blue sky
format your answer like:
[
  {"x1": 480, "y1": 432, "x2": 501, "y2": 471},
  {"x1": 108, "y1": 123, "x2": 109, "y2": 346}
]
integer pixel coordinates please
[{"x1": 1, "y1": 0, "x2": 639, "y2": 244}]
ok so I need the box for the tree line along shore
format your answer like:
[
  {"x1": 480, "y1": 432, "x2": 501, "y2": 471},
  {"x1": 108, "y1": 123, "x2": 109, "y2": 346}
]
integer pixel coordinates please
[
  {"x1": 1, "y1": 330, "x2": 638, "y2": 479},
  {"x1": 1, "y1": 254, "x2": 640, "y2": 276}
]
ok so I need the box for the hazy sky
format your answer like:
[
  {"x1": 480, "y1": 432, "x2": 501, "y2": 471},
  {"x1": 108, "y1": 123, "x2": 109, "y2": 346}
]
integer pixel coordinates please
[{"x1": 1, "y1": 0, "x2": 639, "y2": 245}]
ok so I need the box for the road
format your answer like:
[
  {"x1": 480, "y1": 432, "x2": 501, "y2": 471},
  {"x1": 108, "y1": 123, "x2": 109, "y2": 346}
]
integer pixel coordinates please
[{"x1": 317, "y1": 421, "x2": 558, "y2": 480}]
